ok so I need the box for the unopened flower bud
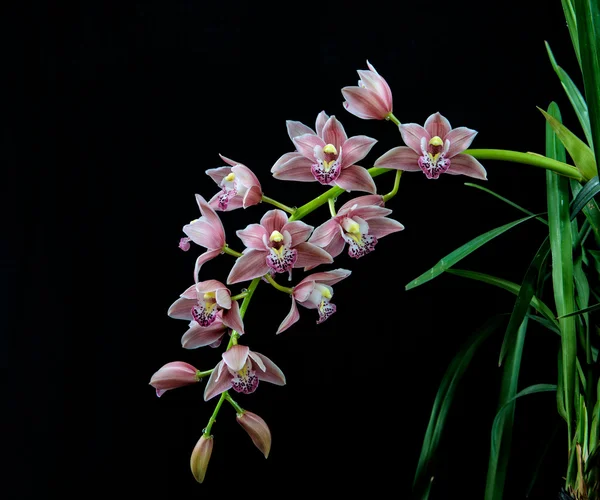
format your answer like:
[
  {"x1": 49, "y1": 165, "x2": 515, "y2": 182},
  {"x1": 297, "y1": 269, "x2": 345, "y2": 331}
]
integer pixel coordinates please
[
  {"x1": 179, "y1": 237, "x2": 191, "y2": 251},
  {"x1": 190, "y1": 434, "x2": 213, "y2": 483},
  {"x1": 149, "y1": 361, "x2": 201, "y2": 397},
  {"x1": 236, "y1": 411, "x2": 272, "y2": 458}
]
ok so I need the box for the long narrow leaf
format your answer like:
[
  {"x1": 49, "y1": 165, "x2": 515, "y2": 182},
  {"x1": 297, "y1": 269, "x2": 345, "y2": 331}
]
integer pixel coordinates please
[
  {"x1": 405, "y1": 214, "x2": 539, "y2": 291},
  {"x1": 558, "y1": 302, "x2": 600, "y2": 318},
  {"x1": 561, "y1": 0, "x2": 581, "y2": 69},
  {"x1": 570, "y1": 175, "x2": 600, "y2": 219}
]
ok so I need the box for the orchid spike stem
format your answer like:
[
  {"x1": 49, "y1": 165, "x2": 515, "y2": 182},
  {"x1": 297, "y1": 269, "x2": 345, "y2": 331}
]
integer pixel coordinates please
[
  {"x1": 263, "y1": 273, "x2": 294, "y2": 294},
  {"x1": 328, "y1": 197, "x2": 336, "y2": 217},
  {"x1": 261, "y1": 195, "x2": 296, "y2": 215},
  {"x1": 222, "y1": 245, "x2": 243, "y2": 258},
  {"x1": 230, "y1": 292, "x2": 249, "y2": 301},
  {"x1": 204, "y1": 390, "x2": 227, "y2": 436},
  {"x1": 465, "y1": 149, "x2": 583, "y2": 181},
  {"x1": 224, "y1": 392, "x2": 244, "y2": 414},
  {"x1": 386, "y1": 112, "x2": 401, "y2": 126},
  {"x1": 196, "y1": 369, "x2": 214, "y2": 380},
  {"x1": 227, "y1": 277, "x2": 261, "y2": 350},
  {"x1": 383, "y1": 170, "x2": 402, "y2": 203}
]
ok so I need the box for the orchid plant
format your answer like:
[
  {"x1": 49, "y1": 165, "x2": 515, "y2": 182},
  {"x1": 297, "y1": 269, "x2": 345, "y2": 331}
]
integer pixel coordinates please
[{"x1": 150, "y1": 0, "x2": 600, "y2": 497}]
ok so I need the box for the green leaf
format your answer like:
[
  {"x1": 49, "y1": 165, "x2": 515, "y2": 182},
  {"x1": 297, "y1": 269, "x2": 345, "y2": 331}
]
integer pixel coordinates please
[
  {"x1": 570, "y1": 175, "x2": 600, "y2": 219},
  {"x1": 464, "y1": 182, "x2": 548, "y2": 225},
  {"x1": 545, "y1": 41, "x2": 592, "y2": 146},
  {"x1": 558, "y1": 302, "x2": 600, "y2": 318},
  {"x1": 405, "y1": 214, "x2": 540, "y2": 291},
  {"x1": 413, "y1": 315, "x2": 507, "y2": 499},
  {"x1": 561, "y1": 0, "x2": 582, "y2": 69},
  {"x1": 575, "y1": 0, "x2": 600, "y2": 159},
  {"x1": 539, "y1": 107, "x2": 597, "y2": 181},
  {"x1": 485, "y1": 317, "x2": 530, "y2": 500}
]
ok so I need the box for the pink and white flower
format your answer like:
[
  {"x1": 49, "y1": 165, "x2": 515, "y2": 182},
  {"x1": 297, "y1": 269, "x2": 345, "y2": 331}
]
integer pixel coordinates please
[
  {"x1": 374, "y1": 112, "x2": 487, "y2": 180},
  {"x1": 181, "y1": 194, "x2": 227, "y2": 281},
  {"x1": 271, "y1": 111, "x2": 378, "y2": 193},
  {"x1": 227, "y1": 209, "x2": 333, "y2": 284},
  {"x1": 204, "y1": 345, "x2": 286, "y2": 401},
  {"x1": 206, "y1": 154, "x2": 263, "y2": 211},
  {"x1": 149, "y1": 361, "x2": 201, "y2": 397},
  {"x1": 341, "y1": 60, "x2": 393, "y2": 120},
  {"x1": 277, "y1": 269, "x2": 352, "y2": 334},
  {"x1": 308, "y1": 194, "x2": 404, "y2": 260},
  {"x1": 168, "y1": 279, "x2": 245, "y2": 349}
]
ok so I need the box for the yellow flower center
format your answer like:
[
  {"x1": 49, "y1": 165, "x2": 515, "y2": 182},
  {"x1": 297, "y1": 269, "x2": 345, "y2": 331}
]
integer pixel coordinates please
[
  {"x1": 323, "y1": 144, "x2": 338, "y2": 155},
  {"x1": 269, "y1": 230, "x2": 284, "y2": 242},
  {"x1": 429, "y1": 136, "x2": 443, "y2": 147},
  {"x1": 224, "y1": 172, "x2": 236, "y2": 182}
]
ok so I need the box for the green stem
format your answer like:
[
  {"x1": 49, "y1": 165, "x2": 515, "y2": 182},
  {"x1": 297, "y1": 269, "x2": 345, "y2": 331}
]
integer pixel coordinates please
[
  {"x1": 226, "y1": 277, "x2": 261, "y2": 350},
  {"x1": 204, "y1": 391, "x2": 227, "y2": 436},
  {"x1": 465, "y1": 148, "x2": 582, "y2": 181},
  {"x1": 261, "y1": 195, "x2": 296, "y2": 215},
  {"x1": 230, "y1": 292, "x2": 248, "y2": 301},
  {"x1": 263, "y1": 273, "x2": 294, "y2": 294},
  {"x1": 222, "y1": 245, "x2": 243, "y2": 258},
  {"x1": 386, "y1": 112, "x2": 401, "y2": 126},
  {"x1": 196, "y1": 369, "x2": 214, "y2": 380},
  {"x1": 328, "y1": 197, "x2": 337, "y2": 217},
  {"x1": 383, "y1": 170, "x2": 402, "y2": 203},
  {"x1": 224, "y1": 392, "x2": 244, "y2": 414},
  {"x1": 289, "y1": 167, "x2": 392, "y2": 221}
]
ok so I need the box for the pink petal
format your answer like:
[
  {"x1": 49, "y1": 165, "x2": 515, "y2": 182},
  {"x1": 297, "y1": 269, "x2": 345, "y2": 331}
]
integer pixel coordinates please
[
  {"x1": 308, "y1": 218, "x2": 342, "y2": 248},
  {"x1": 271, "y1": 152, "x2": 316, "y2": 182},
  {"x1": 349, "y1": 205, "x2": 393, "y2": 220},
  {"x1": 447, "y1": 153, "x2": 488, "y2": 180},
  {"x1": 281, "y1": 220, "x2": 314, "y2": 246},
  {"x1": 222, "y1": 345, "x2": 249, "y2": 371},
  {"x1": 361, "y1": 62, "x2": 393, "y2": 108},
  {"x1": 276, "y1": 296, "x2": 300, "y2": 334},
  {"x1": 334, "y1": 165, "x2": 377, "y2": 193},
  {"x1": 293, "y1": 281, "x2": 316, "y2": 303},
  {"x1": 183, "y1": 219, "x2": 223, "y2": 249},
  {"x1": 167, "y1": 297, "x2": 195, "y2": 320},
  {"x1": 249, "y1": 352, "x2": 286, "y2": 386},
  {"x1": 222, "y1": 299, "x2": 245, "y2": 335},
  {"x1": 208, "y1": 192, "x2": 244, "y2": 212},
  {"x1": 232, "y1": 165, "x2": 261, "y2": 191},
  {"x1": 260, "y1": 209, "x2": 288, "y2": 234},
  {"x1": 339, "y1": 135, "x2": 377, "y2": 170},
  {"x1": 286, "y1": 120, "x2": 315, "y2": 141},
  {"x1": 242, "y1": 185, "x2": 263, "y2": 208},
  {"x1": 366, "y1": 217, "x2": 405, "y2": 238},
  {"x1": 424, "y1": 112, "x2": 452, "y2": 139},
  {"x1": 321, "y1": 115, "x2": 348, "y2": 147},
  {"x1": 237, "y1": 223, "x2": 269, "y2": 250},
  {"x1": 315, "y1": 111, "x2": 329, "y2": 137},
  {"x1": 215, "y1": 288, "x2": 232, "y2": 309},
  {"x1": 342, "y1": 87, "x2": 389, "y2": 120},
  {"x1": 218, "y1": 154, "x2": 243, "y2": 168},
  {"x1": 445, "y1": 127, "x2": 478, "y2": 158},
  {"x1": 204, "y1": 361, "x2": 233, "y2": 401},
  {"x1": 181, "y1": 321, "x2": 226, "y2": 349},
  {"x1": 294, "y1": 242, "x2": 334, "y2": 268},
  {"x1": 399, "y1": 123, "x2": 429, "y2": 153},
  {"x1": 195, "y1": 279, "x2": 228, "y2": 295},
  {"x1": 317, "y1": 232, "x2": 347, "y2": 260},
  {"x1": 205, "y1": 166, "x2": 231, "y2": 185},
  {"x1": 297, "y1": 268, "x2": 352, "y2": 288},
  {"x1": 193, "y1": 249, "x2": 222, "y2": 283},
  {"x1": 227, "y1": 249, "x2": 270, "y2": 284},
  {"x1": 293, "y1": 133, "x2": 325, "y2": 160},
  {"x1": 195, "y1": 194, "x2": 225, "y2": 246},
  {"x1": 374, "y1": 147, "x2": 421, "y2": 171},
  {"x1": 338, "y1": 195, "x2": 384, "y2": 214},
  {"x1": 179, "y1": 284, "x2": 198, "y2": 300}
]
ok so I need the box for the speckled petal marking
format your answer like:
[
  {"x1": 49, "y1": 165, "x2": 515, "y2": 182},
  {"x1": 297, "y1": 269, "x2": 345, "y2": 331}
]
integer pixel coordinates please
[
  {"x1": 191, "y1": 304, "x2": 218, "y2": 327},
  {"x1": 231, "y1": 362, "x2": 259, "y2": 394},
  {"x1": 317, "y1": 300, "x2": 336, "y2": 324},
  {"x1": 311, "y1": 158, "x2": 341, "y2": 185},
  {"x1": 266, "y1": 246, "x2": 298, "y2": 274},
  {"x1": 342, "y1": 233, "x2": 378, "y2": 259}
]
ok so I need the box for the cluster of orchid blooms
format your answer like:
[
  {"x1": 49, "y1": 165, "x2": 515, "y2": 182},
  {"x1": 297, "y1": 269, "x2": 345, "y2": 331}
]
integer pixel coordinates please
[{"x1": 149, "y1": 61, "x2": 488, "y2": 483}]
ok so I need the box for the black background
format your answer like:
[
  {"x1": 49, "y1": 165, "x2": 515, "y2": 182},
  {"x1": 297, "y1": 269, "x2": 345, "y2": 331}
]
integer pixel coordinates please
[{"x1": 6, "y1": 0, "x2": 586, "y2": 498}]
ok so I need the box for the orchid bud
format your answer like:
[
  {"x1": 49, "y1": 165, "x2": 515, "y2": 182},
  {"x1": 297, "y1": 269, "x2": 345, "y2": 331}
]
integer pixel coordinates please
[
  {"x1": 149, "y1": 361, "x2": 201, "y2": 397},
  {"x1": 190, "y1": 434, "x2": 213, "y2": 483},
  {"x1": 179, "y1": 237, "x2": 191, "y2": 251},
  {"x1": 236, "y1": 411, "x2": 272, "y2": 458}
]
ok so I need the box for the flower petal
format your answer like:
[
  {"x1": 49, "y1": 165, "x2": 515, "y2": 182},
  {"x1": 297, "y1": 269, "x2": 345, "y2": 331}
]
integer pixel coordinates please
[
  {"x1": 293, "y1": 242, "x2": 334, "y2": 268},
  {"x1": 222, "y1": 344, "x2": 249, "y2": 372},
  {"x1": 342, "y1": 87, "x2": 388, "y2": 120},
  {"x1": 218, "y1": 154, "x2": 242, "y2": 168},
  {"x1": 195, "y1": 194, "x2": 225, "y2": 246},
  {"x1": 315, "y1": 111, "x2": 329, "y2": 137},
  {"x1": 237, "y1": 223, "x2": 269, "y2": 250},
  {"x1": 399, "y1": 123, "x2": 430, "y2": 153},
  {"x1": 339, "y1": 135, "x2": 377, "y2": 170},
  {"x1": 321, "y1": 115, "x2": 348, "y2": 147},
  {"x1": 226, "y1": 249, "x2": 270, "y2": 284},
  {"x1": 204, "y1": 361, "x2": 232, "y2": 401},
  {"x1": 208, "y1": 192, "x2": 244, "y2": 212},
  {"x1": 445, "y1": 127, "x2": 478, "y2": 158},
  {"x1": 205, "y1": 166, "x2": 230, "y2": 185},
  {"x1": 365, "y1": 217, "x2": 405, "y2": 238},
  {"x1": 271, "y1": 152, "x2": 315, "y2": 182},
  {"x1": 249, "y1": 352, "x2": 286, "y2": 386},
  {"x1": 242, "y1": 185, "x2": 263, "y2": 209},
  {"x1": 349, "y1": 205, "x2": 393, "y2": 220},
  {"x1": 424, "y1": 112, "x2": 452, "y2": 138},
  {"x1": 308, "y1": 218, "x2": 342, "y2": 248},
  {"x1": 215, "y1": 288, "x2": 232, "y2": 309},
  {"x1": 292, "y1": 133, "x2": 325, "y2": 160},
  {"x1": 193, "y1": 249, "x2": 223, "y2": 283},
  {"x1": 281, "y1": 220, "x2": 314, "y2": 246},
  {"x1": 183, "y1": 220, "x2": 223, "y2": 249},
  {"x1": 222, "y1": 299, "x2": 244, "y2": 335},
  {"x1": 276, "y1": 296, "x2": 300, "y2": 334},
  {"x1": 337, "y1": 194, "x2": 385, "y2": 214},
  {"x1": 232, "y1": 165, "x2": 261, "y2": 191},
  {"x1": 286, "y1": 120, "x2": 315, "y2": 141},
  {"x1": 260, "y1": 209, "x2": 288, "y2": 235},
  {"x1": 447, "y1": 153, "x2": 488, "y2": 180},
  {"x1": 181, "y1": 321, "x2": 226, "y2": 349},
  {"x1": 179, "y1": 284, "x2": 198, "y2": 299},
  {"x1": 334, "y1": 165, "x2": 377, "y2": 193},
  {"x1": 167, "y1": 297, "x2": 195, "y2": 320},
  {"x1": 374, "y1": 147, "x2": 421, "y2": 171},
  {"x1": 195, "y1": 279, "x2": 228, "y2": 295},
  {"x1": 297, "y1": 268, "x2": 352, "y2": 288}
]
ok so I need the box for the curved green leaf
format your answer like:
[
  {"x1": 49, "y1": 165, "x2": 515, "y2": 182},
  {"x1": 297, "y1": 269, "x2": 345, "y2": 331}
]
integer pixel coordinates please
[{"x1": 570, "y1": 175, "x2": 600, "y2": 219}]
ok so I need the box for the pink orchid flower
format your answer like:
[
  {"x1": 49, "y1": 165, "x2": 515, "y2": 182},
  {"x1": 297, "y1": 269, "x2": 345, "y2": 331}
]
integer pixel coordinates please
[
  {"x1": 341, "y1": 60, "x2": 393, "y2": 120},
  {"x1": 270, "y1": 111, "x2": 377, "y2": 193},
  {"x1": 149, "y1": 361, "x2": 201, "y2": 397},
  {"x1": 168, "y1": 279, "x2": 244, "y2": 349},
  {"x1": 277, "y1": 269, "x2": 351, "y2": 334},
  {"x1": 227, "y1": 209, "x2": 333, "y2": 284},
  {"x1": 374, "y1": 112, "x2": 487, "y2": 180},
  {"x1": 181, "y1": 194, "x2": 226, "y2": 281},
  {"x1": 204, "y1": 344, "x2": 286, "y2": 401},
  {"x1": 206, "y1": 154, "x2": 263, "y2": 211},
  {"x1": 308, "y1": 194, "x2": 404, "y2": 260}
]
